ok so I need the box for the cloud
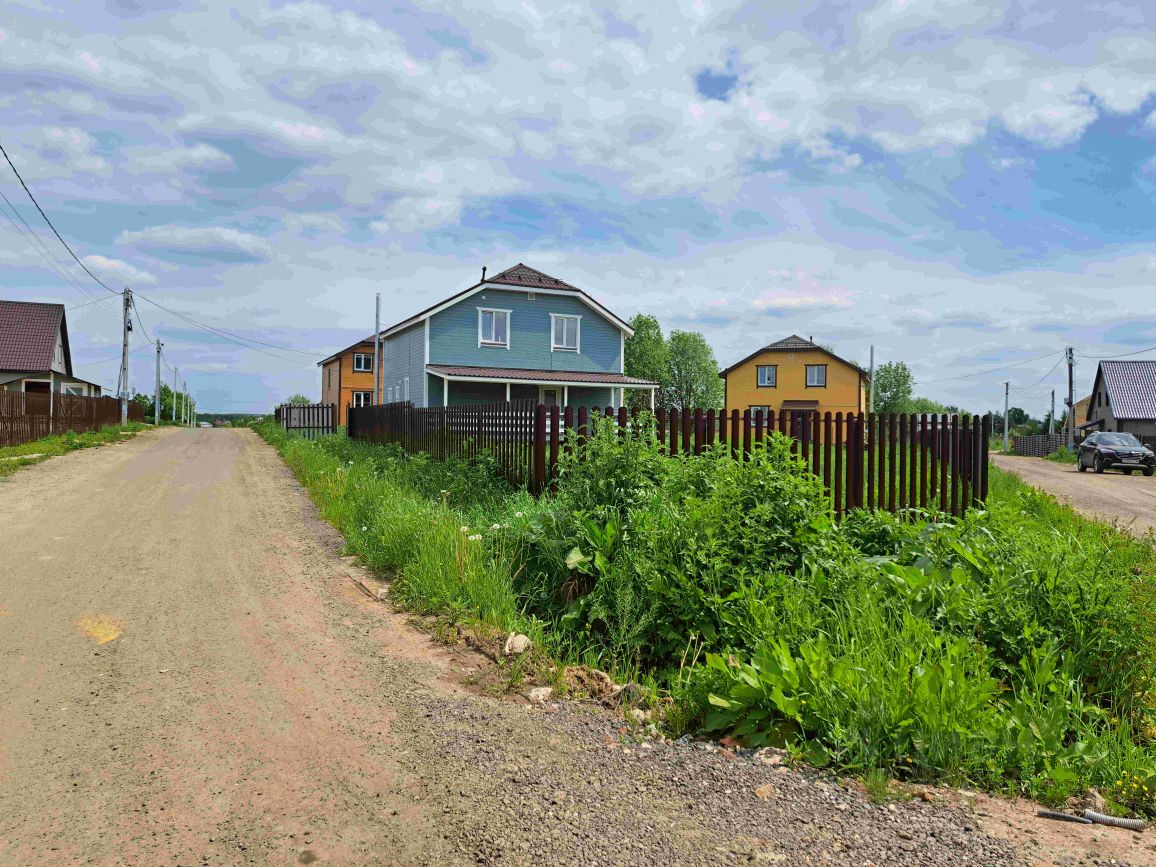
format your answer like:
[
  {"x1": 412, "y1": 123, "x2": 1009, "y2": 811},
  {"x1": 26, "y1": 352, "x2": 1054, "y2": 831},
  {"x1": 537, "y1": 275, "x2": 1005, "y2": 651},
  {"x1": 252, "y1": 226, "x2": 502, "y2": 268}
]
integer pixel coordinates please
[
  {"x1": 751, "y1": 286, "x2": 853, "y2": 311},
  {"x1": 115, "y1": 226, "x2": 272, "y2": 262},
  {"x1": 81, "y1": 254, "x2": 157, "y2": 285},
  {"x1": 370, "y1": 196, "x2": 463, "y2": 234}
]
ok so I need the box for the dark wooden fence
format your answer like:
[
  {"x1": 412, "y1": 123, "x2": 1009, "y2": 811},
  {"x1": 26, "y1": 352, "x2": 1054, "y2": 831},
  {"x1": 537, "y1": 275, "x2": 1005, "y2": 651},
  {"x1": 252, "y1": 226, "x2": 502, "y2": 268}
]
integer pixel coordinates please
[
  {"x1": 0, "y1": 391, "x2": 143, "y2": 447},
  {"x1": 275, "y1": 403, "x2": 336, "y2": 440},
  {"x1": 349, "y1": 402, "x2": 993, "y2": 516}
]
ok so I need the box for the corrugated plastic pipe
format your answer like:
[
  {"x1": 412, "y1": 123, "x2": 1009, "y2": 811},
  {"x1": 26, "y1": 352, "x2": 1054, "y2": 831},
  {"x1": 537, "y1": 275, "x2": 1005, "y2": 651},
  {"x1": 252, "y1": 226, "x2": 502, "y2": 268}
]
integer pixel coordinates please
[{"x1": 1083, "y1": 810, "x2": 1146, "y2": 832}]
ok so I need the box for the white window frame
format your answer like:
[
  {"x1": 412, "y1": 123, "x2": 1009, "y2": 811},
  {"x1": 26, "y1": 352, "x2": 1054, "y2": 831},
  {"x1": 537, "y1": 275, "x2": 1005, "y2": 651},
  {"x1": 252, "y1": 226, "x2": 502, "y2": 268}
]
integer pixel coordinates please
[
  {"x1": 805, "y1": 364, "x2": 827, "y2": 387},
  {"x1": 62, "y1": 383, "x2": 87, "y2": 396},
  {"x1": 352, "y1": 391, "x2": 373, "y2": 408},
  {"x1": 550, "y1": 314, "x2": 581, "y2": 353},
  {"x1": 749, "y1": 405, "x2": 770, "y2": 425},
  {"x1": 756, "y1": 365, "x2": 777, "y2": 388},
  {"x1": 353, "y1": 353, "x2": 374, "y2": 372},
  {"x1": 477, "y1": 308, "x2": 511, "y2": 348}
]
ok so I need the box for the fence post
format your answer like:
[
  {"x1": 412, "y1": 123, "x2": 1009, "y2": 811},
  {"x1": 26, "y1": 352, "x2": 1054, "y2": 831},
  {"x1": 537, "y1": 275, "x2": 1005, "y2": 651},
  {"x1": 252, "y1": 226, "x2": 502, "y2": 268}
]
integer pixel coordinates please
[
  {"x1": 532, "y1": 403, "x2": 547, "y2": 494},
  {"x1": 980, "y1": 414, "x2": 992, "y2": 502},
  {"x1": 549, "y1": 404, "x2": 560, "y2": 489}
]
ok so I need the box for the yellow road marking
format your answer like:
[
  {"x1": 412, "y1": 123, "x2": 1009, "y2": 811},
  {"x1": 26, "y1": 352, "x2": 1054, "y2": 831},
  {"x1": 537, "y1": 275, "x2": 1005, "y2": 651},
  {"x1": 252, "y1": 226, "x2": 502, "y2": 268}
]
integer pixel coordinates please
[{"x1": 77, "y1": 615, "x2": 123, "y2": 644}]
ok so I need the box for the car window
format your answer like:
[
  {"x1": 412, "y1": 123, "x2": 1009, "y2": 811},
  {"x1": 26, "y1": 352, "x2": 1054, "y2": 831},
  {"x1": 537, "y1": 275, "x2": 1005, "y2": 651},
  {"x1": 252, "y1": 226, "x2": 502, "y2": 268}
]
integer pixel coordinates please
[{"x1": 1100, "y1": 433, "x2": 1139, "y2": 446}]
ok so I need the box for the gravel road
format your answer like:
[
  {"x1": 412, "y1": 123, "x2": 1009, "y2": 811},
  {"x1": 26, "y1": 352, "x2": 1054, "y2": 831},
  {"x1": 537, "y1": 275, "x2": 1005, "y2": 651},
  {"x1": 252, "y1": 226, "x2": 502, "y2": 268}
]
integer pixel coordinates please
[
  {"x1": 0, "y1": 428, "x2": 1146, "y2": 865},
  {"x1": 992, "y1": 453, "x2": 1156, "y2": 536}
]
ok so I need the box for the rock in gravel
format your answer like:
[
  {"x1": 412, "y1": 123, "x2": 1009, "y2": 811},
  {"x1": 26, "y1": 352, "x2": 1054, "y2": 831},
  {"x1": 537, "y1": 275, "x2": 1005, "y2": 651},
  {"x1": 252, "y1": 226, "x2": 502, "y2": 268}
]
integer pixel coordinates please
[
  {"x1": 524, "y1": 687, "x2": 553, "y2": 704},
  {"x1": 755, "y1": 784, "x2": 777, "y2": 799},
  {"x1": 503, "y1": 633, "x2": 532, "y2": 656}
]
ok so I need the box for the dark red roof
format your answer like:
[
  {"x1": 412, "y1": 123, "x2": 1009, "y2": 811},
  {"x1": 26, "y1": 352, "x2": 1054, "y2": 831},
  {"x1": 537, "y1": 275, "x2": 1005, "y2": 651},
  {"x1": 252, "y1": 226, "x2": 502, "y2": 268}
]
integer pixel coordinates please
[
  {"x1": 428, "y1": 365, "x2": 656, "y2": 386},
  {"x1": 487, "y1": 263, "x2": 580, "y2": 292},
  {"x1": 1100, "y1": 360, "x2": 1156, "y2": 420},
  {"x1": 719, "y1": 334, "x2": 868, "y2": 377},
  {"x1": 0, "y1": 300, "x2": 68, "y2": 373}
]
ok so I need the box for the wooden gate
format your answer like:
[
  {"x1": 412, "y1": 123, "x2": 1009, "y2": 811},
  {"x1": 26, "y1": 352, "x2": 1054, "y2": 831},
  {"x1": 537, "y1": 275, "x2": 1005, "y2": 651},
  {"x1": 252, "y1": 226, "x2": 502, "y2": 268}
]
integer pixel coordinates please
[{"x1": 275, "y1": 403, "x2": 336, "y2": 439}]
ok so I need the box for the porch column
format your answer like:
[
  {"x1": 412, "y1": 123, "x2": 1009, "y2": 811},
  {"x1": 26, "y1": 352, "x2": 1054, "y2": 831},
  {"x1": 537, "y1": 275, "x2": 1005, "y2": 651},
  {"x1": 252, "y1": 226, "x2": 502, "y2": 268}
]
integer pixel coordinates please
[
  {"x1": 563, "y1": 385, "x2": 568, "y2": 406},
  {"x1": 505, "y1": 382, "x2": 511, "y2": 402},
  {"x1": 649, "y1": 388, "x2": 655, "y2": 410},
  {"x1": 443, "y1": 377, "x2": 449, "y2": 407},
  {"x1": 619, "y1": 387, "x2": 625, "y2": 408}
]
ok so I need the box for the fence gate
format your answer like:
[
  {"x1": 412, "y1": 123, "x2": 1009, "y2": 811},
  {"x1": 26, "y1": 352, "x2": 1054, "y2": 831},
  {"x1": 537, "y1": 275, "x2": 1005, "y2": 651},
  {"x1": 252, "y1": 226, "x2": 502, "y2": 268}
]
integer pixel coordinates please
[{"x1": 275, "y1": 403, "x2": 335, "y2": 439}]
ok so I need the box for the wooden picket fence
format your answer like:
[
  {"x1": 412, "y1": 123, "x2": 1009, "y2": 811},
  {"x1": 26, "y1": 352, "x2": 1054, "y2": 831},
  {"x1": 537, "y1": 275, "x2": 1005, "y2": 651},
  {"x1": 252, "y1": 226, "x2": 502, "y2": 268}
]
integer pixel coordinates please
[
  {"x1": 274, "y1": 403, "x2": 336, "y2": 440},
  {"x1": 349, "y1": 401, "x2": 993, "y2": 516},
  {"x1": 0, "y1": 391, "x2": 143, "y2": 447}
]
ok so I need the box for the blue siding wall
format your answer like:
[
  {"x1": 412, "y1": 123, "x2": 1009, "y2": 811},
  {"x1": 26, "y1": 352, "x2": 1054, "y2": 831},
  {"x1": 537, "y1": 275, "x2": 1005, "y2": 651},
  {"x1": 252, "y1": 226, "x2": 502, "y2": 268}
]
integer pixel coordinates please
[
  {"x1": 381, "y1": 323, "x2": 425, "y2": 405},
  {"x1": 428, "y1": 288, "x2": 622, "y2": 374}
]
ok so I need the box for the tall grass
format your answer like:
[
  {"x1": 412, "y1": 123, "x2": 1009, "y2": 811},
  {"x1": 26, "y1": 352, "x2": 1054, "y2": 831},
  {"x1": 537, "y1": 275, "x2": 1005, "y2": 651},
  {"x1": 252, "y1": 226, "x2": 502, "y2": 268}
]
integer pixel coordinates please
[{"x1": 256, "y1": 418, "x2": 1156, "y2": 811}]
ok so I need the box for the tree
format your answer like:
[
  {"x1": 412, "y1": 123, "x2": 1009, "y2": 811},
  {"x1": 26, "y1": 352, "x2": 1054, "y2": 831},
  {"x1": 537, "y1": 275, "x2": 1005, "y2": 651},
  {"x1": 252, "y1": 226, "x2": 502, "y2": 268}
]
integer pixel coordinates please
[
  {"x1": 872, "y1": 361, "x2": 914, "y2": 413},
  {"x1": 285, "y1": 394, "x2": 312, "y2": 405},
  {"x1": 1007, "y1": 406, "x2": 1029, "y2": 427},
  {"x1": 665, "y1": 330, "x2": 723, "y2": 409},
  {"x1": 624, "y1": 314, "x2": 669, "y2": 410},
  {"x1": 909, "y1": 396, "x2": 949, "y2": 414}
]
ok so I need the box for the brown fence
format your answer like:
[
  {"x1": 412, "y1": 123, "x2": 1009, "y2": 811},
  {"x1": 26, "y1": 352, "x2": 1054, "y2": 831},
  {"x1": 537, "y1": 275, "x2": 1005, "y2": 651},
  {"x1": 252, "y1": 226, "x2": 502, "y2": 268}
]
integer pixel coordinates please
[
  {"x1": 275, "y1": 403, "x2": 336, "y2": 440},
  {"x1": 0, "y1": 391, "x2": 143, "y2": 447},
  {"x1": 349, "y1": 402, "x2": 993, "y2": 516}
]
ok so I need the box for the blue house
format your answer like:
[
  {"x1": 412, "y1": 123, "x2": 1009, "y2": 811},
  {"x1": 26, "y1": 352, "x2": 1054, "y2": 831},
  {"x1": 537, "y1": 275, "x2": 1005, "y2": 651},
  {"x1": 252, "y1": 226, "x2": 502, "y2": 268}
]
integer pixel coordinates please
[{"x1": 377, "y1": 264, "x2": 657, "y2": 409}]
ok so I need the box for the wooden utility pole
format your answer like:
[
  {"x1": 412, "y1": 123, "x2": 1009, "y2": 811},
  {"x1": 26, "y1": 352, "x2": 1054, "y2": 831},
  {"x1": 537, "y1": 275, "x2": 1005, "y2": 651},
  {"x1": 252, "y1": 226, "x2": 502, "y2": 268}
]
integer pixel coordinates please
[
  {"x1": 120, "y1": 288, "x2": 132, "y2": 425},
  {"x1": 1003, "y1": 381, "x2": 1010, "y2": 453},
  {"x1": 154, "y1": 340, "x2": 163, "y2": 426},
  {"x1": 1049, "y1": 389, "x2": 1055, "y2": 435}
]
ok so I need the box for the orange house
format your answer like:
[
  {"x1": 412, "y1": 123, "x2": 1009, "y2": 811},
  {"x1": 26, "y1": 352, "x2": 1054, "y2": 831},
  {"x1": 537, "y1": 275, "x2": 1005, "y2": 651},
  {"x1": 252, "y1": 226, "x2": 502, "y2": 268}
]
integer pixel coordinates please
[
  {"x1": 319, "y1": 339, "x2": 377, "y2": 427},
  {"x1": 719, "y1": 335, "x2": 867, "y2": 420}
]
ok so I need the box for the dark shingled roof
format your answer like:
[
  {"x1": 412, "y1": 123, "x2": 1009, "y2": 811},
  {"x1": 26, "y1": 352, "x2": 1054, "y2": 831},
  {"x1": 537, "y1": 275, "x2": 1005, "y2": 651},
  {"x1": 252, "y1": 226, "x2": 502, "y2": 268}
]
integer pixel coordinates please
[
  {"x1": 719, "y1": 334, "x2": 868, "y2": 377},
  {"x1": 428, "y1": 365, "x2": 657, "y2": 386},
  {"x1": 0, "y1": 300, "x2": 68, "y2": 373},
  {"x1": 1100, "y1": 360, "x2": 1156, "y2": 420},
  {"x1": 486, "y1": 263, "x2": 580, "y2": 292}
]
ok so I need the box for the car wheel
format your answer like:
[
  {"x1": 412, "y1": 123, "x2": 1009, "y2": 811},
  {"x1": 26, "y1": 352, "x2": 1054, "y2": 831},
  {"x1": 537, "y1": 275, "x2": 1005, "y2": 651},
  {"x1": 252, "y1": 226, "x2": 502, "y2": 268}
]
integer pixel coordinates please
[
  {"x1": 1077, "y1": 455, "x2": 1087, "y2": 472},
  {"x1": 1124, "y1": 468, "x2": 1134, "y2": 475},
  {"x1": 1093, "y1": 454, "x2": 1105, "y2": 474},
  {"x1": 1145, "y1": 468, "x2": 1155, "y2": 477}
]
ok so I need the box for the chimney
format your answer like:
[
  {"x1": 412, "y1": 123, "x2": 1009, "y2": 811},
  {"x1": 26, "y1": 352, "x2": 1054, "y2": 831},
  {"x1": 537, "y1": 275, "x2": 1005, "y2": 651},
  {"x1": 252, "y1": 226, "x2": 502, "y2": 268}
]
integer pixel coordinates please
[{"x1": 481, "y1": 266, "x2": 487, "y2": 282}]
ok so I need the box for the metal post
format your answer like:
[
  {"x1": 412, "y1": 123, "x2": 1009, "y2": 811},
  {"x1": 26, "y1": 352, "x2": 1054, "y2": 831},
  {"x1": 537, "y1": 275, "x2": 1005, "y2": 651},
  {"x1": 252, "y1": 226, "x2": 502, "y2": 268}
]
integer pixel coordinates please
[
  {"x1": 1066, "y1": 346, "x2": 1075, "y2": 449},
  {"x1": 154, "y1": 340, "x2": 163, "y2": 426},
  {"x1": 374, "y1": 292, "x2": 381, "y2": 405},
  {"x1": 1003, "y1": 381, "x2": 1010, "y2": 453},
  {"x1": 120, "y1": 288, "x2": 131, "y2": 425},
  {"x1": 868, "y1": 345, "x2": 875, "y2": 413}
]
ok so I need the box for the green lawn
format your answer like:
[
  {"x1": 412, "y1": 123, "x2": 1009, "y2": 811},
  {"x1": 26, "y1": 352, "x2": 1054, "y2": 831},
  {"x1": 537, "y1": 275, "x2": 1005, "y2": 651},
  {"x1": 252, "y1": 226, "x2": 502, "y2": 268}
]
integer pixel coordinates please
[{"x1": 0, "y1": 423, "x2": 149, "y2": 478}]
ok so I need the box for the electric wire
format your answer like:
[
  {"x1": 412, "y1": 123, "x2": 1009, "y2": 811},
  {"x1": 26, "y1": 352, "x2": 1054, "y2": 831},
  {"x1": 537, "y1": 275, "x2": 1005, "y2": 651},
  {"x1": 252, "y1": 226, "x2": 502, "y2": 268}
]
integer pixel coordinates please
[
  {"x1": 1078, "y1": 344, "x2": 1156, "y2": 361},
  {"x1": 913, "y1": 348, "x2": 1066, "y2": 386}
]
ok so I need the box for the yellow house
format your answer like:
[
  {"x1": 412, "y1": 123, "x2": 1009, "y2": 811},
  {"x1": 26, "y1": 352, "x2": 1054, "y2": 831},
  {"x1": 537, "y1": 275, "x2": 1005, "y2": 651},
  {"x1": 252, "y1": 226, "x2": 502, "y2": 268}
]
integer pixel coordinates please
[{"x1": 720, "y1": 335, "x2": 867, "y2": 419}]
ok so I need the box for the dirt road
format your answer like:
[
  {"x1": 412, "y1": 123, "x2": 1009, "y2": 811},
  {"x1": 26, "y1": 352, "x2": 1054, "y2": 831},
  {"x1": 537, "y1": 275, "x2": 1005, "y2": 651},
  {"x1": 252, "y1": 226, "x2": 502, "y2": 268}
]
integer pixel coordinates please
[
  {"x1": 0, "y1": 428, "x2": 1144, "y2": 866},
  {"x1": 992, "y1": 454, "x2": 1156, "y2": 536}
]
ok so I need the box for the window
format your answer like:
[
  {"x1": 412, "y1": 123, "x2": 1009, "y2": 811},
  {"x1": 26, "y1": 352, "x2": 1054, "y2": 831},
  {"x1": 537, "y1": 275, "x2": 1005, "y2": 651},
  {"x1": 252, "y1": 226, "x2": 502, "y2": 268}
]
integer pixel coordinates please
[
  {"x1": 805, "y1": 364, "x2": 827, "y2": 387},
  {"x1": 352, "y1": 391, "x2": 373, "y2": 408},
  {"x1": 756, "y1": 365, "x2": 777, "y2": 387},
  {"x1": 551, "y1": 314, "x2": 580, "y2": 352},
  {"x1": 353, "y1": 353, "x2": 374, "y2": 372},
  {"x1": 478, "y1": 308, "x2": 510, "y2": 347},
  {"x1": 749, "y1": 405, "x2": 770, "y2": 424},
  {"x1": 62, "y1": 383, "x2": 86, "y2": 396}
]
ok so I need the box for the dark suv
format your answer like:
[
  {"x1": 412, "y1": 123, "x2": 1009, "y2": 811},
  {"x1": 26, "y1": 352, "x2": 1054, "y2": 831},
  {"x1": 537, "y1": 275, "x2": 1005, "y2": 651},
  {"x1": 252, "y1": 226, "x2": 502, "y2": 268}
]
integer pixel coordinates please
[{"x1": 1077, "y1": 432, "x2": 1155, "y2": 476}]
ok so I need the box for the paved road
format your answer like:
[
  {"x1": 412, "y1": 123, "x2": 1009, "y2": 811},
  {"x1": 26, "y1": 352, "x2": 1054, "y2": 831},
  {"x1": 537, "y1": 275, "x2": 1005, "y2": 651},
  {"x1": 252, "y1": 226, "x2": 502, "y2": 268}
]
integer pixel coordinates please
[
  {"x1": 1, "y1": 428, "x2": 1124, "y2": 866},
  {"x1": 991, "y1": 454, "x2": 1156, "y2": 536}
]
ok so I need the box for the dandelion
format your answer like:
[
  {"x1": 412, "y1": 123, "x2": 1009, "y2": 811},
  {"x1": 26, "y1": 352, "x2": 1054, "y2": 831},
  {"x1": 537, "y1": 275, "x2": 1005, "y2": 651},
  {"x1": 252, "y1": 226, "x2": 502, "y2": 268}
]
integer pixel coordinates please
[
  {"x1": 514, "y1": 511, "x2": 524, "y2": 519},
  {"x1": 491, "y1": 523, "x2": 501, "y2": 531},
  {"x1": 468, "y1": 534, "x2": 482, "y2": 541},
  {"x1": 361, "y1": 526, "x2": 367, "y2": 532},
  {"x1": 440, "y1": 489, "x2": 448, "y2": 495},
  {"x1": 460, "y1": 526, "x2": 469, "y2": 533}
]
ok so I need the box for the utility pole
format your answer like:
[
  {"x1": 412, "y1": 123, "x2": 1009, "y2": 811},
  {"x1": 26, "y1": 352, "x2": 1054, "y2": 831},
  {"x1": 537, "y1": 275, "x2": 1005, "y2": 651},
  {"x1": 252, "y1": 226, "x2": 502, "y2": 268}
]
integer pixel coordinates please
[
  {"x1": 1049, "y1": 389, "x2": 1055, "y2": 435},
  {"x1": 172, "y1": 366, "x2": 179, "y2": 423},
  {"x1": 1003, "y1": 381, "x2": 1010, "y2": 453},
  {"x1": 374, "y1": 292, "x2": 382, "y2": 405},
  {"x1": 868, "y1": 345, "x2": 875, "y2": 413},
  {"x1": 154, "y1": 340, "x2": 163, "y2": 426},
  {"x1": 1065, "y1": 346, "x2": 1075, "y2": 449},
  {"x1": 120, "y1": 288, "x2": 132, "y2": 425}
]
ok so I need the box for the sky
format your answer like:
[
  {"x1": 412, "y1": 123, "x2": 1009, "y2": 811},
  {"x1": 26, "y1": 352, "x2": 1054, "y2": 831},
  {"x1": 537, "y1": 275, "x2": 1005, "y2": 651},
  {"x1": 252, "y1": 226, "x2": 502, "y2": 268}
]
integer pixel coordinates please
[{"x1": 2, "y1": 0, "x2": 1155, "y2": 414}]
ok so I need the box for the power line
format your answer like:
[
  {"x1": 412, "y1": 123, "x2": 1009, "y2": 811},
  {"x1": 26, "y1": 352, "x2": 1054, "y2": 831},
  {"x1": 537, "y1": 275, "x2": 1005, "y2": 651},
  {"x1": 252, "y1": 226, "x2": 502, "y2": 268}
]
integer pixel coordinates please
[
  {"x1": 74, "y1": 344, "x2": 151, "y2": 366},
  {"x1": 129, "y1": 292, "x2": 153, "y2": 344},
  {"x1": 914, "y1": 349, "x2": 1065, "y2": 386},
  {"x1": 0, "y1": 140, "x2": 120, "y2": 295},
  {"x1": 1078, "y1": 344, "x2": 1156, "y2": 361}
]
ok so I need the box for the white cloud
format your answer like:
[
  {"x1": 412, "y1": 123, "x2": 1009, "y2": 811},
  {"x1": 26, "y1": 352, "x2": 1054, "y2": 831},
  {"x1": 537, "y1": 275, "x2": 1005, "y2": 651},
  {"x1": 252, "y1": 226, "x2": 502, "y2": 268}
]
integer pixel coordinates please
[
  {"x1": 81, "y1": 255, "x2": 157, "y2": 285},
  {"x1": 123, "y1": 144, "x2": 232, "y2": 172},
  {"x1": 115, "y1": 226, "x2": 272, "y2": 260},
  {"x1": 370, "y1": 197, "x2": 463, "y2": 234}
]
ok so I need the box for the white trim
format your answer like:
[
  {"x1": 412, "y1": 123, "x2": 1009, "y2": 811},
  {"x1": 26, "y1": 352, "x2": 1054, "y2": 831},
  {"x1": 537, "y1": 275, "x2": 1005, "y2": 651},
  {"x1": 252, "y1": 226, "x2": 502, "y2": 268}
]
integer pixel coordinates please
[
  {"x1": 477, "y1": 307, "x2": 511, "y2": 349},
  {"x1": 563, "y1": 385, "x2": 568, "y2": 405},
  {"x1": 620, "y1": 331, "x2": 625, "y2": 374},
  {"x1": 352, "y1": 390, "x2": 374, "y2": 408},
  {"x1": 539, "y1": 385, "x2": 561, "y2": 406},
  {"x1": 404, "y1": 377, "x2": 409, "y2": 401},
  {"x1": 550, "y1": 313, "x2": 581, "y2": 353},
  {"x1": 352, "y1": 352, "x2": 375, "y2": 372},
  {"x1": 443, "y1": 377, "x2": 449, "y2": 406},
  {"x1": 424, "y1": 318, "x2": 430, "y2": 365},
  {"x1": 427, "y1": 367, "x2": 657, "y2": 390},
  {"x1": 505, "y1": 382, "x2": 511, "y2": 401},
  {"x1": 382, "y1": 281, "x2": 636, "y2": 338}
]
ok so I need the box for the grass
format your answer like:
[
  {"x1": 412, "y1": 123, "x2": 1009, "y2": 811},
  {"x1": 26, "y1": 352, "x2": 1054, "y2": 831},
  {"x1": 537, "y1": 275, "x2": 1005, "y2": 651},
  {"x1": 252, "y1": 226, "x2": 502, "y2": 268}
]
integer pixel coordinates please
[
  {"x1": 1045, "y1": 447, "x2": 1079, "y2": 464},
  {"x1": 255, "y1": 417, "x2": 1156, "y2": 814},
  {"x1": 0, "y1": 423, "x2": 149, "y2": 477}
]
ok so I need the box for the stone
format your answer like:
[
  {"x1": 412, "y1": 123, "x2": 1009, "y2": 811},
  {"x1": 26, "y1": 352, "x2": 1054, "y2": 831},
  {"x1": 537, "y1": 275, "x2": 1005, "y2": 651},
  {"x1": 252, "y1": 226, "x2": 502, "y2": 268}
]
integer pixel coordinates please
[
  {"x1": 504, "y1": 633, "x2": 532, "y2": 656},
  {"x1": 525, "y1": 687, "x2": 553, "y2": 704},
  {"x1": 755, "y1": 784, "x2": 777, "y2": 800}
]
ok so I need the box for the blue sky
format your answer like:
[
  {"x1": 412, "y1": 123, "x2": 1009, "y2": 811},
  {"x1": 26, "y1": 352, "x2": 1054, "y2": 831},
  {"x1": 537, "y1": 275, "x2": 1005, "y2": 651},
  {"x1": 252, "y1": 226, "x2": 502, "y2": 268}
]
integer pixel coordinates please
[{"x1": 2, "y1": 0, "x2": 1155, "y2": 413}]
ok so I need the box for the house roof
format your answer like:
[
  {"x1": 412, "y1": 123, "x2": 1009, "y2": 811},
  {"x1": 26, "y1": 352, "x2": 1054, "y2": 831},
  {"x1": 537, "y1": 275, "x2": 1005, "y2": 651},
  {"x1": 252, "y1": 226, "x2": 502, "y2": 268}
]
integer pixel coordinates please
[
  {"x1": 718, "y1": 334, "x2": 868, "y2": 378},
  {"x1": 0, "y1": 300, "x2": 70, "y2": 374},
  {"x1": 1098, "y1": 360, "x2": 1156, "y2": 420},
  {"x1": 381, "y1": 264, "x2": 634, "y2": 338},
  {"x1": 317, "y1": 338, "x2": 375, "y2": 367},
  {"x1": 427, "y1": 365, "x2": 657, "y2": 387}
]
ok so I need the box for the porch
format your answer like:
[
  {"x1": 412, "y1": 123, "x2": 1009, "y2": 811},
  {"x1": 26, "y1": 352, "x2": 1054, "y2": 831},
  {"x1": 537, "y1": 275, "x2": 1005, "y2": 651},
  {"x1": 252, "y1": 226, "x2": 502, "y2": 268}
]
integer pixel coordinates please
[{"x1": 425, "y1": 365, "x2": 657, "y2": 410}]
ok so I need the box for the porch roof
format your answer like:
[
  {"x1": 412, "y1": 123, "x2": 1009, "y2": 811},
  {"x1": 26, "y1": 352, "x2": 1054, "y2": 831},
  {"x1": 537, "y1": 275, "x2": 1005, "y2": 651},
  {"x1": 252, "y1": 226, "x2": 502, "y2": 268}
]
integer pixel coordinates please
[{"x1": 427, "y1": 365, "x2": 657, "y2": 388}]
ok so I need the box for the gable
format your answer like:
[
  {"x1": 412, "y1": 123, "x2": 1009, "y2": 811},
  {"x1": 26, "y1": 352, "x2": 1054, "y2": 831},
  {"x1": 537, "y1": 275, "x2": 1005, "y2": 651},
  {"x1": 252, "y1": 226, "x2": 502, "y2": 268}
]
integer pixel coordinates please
[
  {"x1": 0, "y1": 300, "x2": 68, "y2": 373},
  {"x1": 1100, "y1": 360, "x2": 1156, "y2": 420}
]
